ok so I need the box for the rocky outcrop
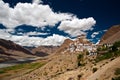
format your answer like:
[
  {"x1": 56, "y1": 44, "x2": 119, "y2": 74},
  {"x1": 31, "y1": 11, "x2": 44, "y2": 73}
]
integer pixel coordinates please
[{"x1": 55, "y1": 39, "x2": 73, "y2": 54}]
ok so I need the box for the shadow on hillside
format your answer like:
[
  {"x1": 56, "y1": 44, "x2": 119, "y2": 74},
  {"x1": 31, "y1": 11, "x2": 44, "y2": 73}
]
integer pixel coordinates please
[{"x1": 34, "y1": 52, "x2": 49, "y2": 57}]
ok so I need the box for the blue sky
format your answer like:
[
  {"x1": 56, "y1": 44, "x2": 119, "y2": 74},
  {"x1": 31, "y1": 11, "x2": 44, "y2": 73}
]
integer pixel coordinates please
[{"x1": 0, "y1": 0, "x2": 120, "y2": 46}]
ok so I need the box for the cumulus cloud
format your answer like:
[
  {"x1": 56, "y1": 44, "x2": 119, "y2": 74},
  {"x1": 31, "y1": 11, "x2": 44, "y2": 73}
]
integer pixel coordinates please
[
  {"x1": 24, "y1": 32, "x2": 49, "y2": 36},
  {"x1": 32, "y1": 0, "x2": 42, "y2": 4},
  {"x1": 96, "y1": 40, "x2": 100, "y2": 44},
  {"x1": 0, "y1": 0, "x2": 95, "y2": 32},
  {"x1": 58, "y1": 17, "x2": 96, "y2": 37},
  {"x1": 91, "y1": 32, "x2": 100, "y2": 38},
  {"x1": 0, "y1": 0, "x2": 96, "y2": 46},
  {"x1": 91, "y1": 29, "x2": 107, "y2": 38},
  {"x1": 0, "y1": 29, "x2": 67, "y2": 46},
  {"x1": 16, "y1": 31, "x2": 49, "y2": 36},
  {"x1": 0, "y1": 0, "x2": 73, "y2": 28}
]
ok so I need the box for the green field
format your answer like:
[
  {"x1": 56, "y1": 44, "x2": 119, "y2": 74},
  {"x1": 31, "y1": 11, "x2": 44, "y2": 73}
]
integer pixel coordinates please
[{"x1": 0, "y1": 62, "x2": 45, "y2": 79}]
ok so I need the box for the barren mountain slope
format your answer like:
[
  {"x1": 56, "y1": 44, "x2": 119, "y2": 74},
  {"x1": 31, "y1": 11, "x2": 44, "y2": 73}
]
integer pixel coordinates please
[
  {"x1": 87, "y1": 56, "x2": 120, "y2": 80},
  {"x1": 12, "y1": 54, "x2": 78, "y2": 80},
  {"x1": 32, "y1": 46, "x2": 59, "y2": 57},
  {"x1": 101, "y1": 30, "x2": 120, "y2": 44},
  {"x1": 54, "y1": 39, "x2": 73, "y2": 54},
  {"x1": 0, "y1": 39, "x2": 34, "y2": 62},
  {"x1": 100, "y1": 24, "x2": 120, "y2": 44}
]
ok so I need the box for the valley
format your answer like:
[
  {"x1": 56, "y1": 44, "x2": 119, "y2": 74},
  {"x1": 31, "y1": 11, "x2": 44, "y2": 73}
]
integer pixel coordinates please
[{"x1": 0, "y1": 24, "x2": 120, "y2": 80}]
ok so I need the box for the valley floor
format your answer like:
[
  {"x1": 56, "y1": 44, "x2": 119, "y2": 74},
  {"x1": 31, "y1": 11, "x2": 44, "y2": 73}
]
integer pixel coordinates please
[{"x1": 1, "y1": 53, "x2": 120, "y2": 80}]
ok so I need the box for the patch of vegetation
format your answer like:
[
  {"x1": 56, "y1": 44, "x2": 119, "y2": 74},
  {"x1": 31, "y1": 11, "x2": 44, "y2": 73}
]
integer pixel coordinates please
[
  {"x1": 0, "y1": 70, "x2": 5, "y2": 74},
  {"x1": 86, "y1": 51, "x2": 89, "y2": 55},
  {"x1": 95, "y1": 52, "x2": 113, "y2": 62},
  {"x1": 112, "y1": 76, "x2": 120, "y2": 80},
  {"x1": 77, "y1": 54, "x2": 83, "y2": 60},
  {"x1": 77, "y1": 74, "x2": 82, "y2": 79},
  {"x1": 112, "y1": 41, "x2": 120, "y2": 50},
  {"x1": 68, "y1": 77, "x2": 74, "y2": 80},
  {"x1": 92, "y1": 67, "x2": 98, "y2": 73},
  {"x1": 0, "y1": 62, "x2": 45, "y2": 74},
  {"x1": 96, "y1": 41, "x2": 120, "y2": 62},
  {"x1": 97, "y1": 44, "x2": 109, "y2": 51},
  {"x1": 43, "y1": 71, "x2": 48, "y2": 76},
  {"x1": 77, "y1": 54, "x2": 84, "y2": 67},
  {"x1": 77, "y1": 62, "x2": 85, "y2": 67},
  {"x1": 114, "y1": 68, "x2": 120, "y2": 75}
]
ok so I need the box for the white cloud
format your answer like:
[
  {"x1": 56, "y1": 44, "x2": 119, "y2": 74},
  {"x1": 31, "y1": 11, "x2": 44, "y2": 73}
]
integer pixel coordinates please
[
  {"x1": 0, "y1": 0, "x2": 73, "y2": 28},
  {"x1": 0, "y1": 0, "x2": 96, "y2": 46},
  {"x1": 25, "y1": 32, "x2": 49, "y2": 36},
  {"x1": 58, "y1": 17, "x2": 96, "y2": 37},
  {"x1": 32, "y1": 0, "x2": 42, "y2": 4},
  {"x1": 91, "y1": 29, "x2": 107, "y2": 38},
  {"x1": 96, "y1": 40, "x2": 100, "y2": 44},
  {"x1": 103, "y1": 29, "x2": 107, "y2": 32},
  {"x1": 16, "y1": 31, "x2": 49, "y2": 36},
  {"x1": 91, "y1": 32, "x2": 100, "y2": 38},
  {"x1": 0, "y1": 0, "x2": 95, "y2": 33},
  {"x1": 0, "y1": 29, "x2": 67, "y2": 47}
]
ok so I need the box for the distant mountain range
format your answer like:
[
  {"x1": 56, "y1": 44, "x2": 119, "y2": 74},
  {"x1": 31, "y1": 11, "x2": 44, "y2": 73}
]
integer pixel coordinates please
[
  {"x1": 32, "y1": 46, "x2": 59, "y2": 57},
  {"x1": 1, "y1": 24, "x2": 120, "y2": 62}
]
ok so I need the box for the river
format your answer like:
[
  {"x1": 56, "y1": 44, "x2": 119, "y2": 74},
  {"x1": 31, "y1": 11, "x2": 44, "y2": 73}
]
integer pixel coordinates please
[{"x1": 0, "y1": 57, "x2": 42, "y2": 68}]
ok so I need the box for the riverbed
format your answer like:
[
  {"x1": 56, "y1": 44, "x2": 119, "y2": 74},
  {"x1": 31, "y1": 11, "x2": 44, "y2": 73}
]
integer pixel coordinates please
[{"x1": 0, "y1": 57, "x2": 42, "y2": 68}]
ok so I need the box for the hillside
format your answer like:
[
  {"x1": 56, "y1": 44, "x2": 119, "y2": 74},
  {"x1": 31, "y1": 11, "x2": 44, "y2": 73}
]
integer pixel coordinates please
[
  {"x1": 54, "y1": 39, "x2": 73, "y2": 54},
  {"x1": 0, "y1": 39, "x2": 35, "y2": 62},
  {"x1": 100, "y1": 24, "x2": 120, "y2": 44},
  {"x1": 32, "y1": 46, "x2": 59, "y2": 57},
  {"x1": 11, "y1": 35, "x2": 97, "y2": 80},
  {"x1": 3, "y1": 30, "x2": 120, "y2": 80},
  {"x1": 87, "y1": 56, "x2": 120, "y2": 80},
  {"x1": 12, "y1": 53, "x2": 78, "y2": 80}
]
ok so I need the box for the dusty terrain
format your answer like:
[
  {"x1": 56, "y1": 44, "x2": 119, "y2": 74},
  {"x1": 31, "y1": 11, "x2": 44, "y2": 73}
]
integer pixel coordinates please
[{"x1": 12, "y1": 53, "x2": 78, "y2": 80}]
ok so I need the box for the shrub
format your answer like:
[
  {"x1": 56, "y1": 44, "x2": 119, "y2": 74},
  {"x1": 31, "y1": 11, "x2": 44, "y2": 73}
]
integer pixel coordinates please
[
  {"x1": 112, "y1": 41, "x2": 120, "y2": 52},
  {"x1": 115, "y1": 68, "x2": 120, "y2": 75},
  {"x1": 77, "y1": 62, "x2": 82, "y2": 67},
  {"x1": 77, "y1": 54, "x2": 83, "y2": 60},
  {"x1": 112, "y1": 45, "x2": 118, "y2": 52},
  {"x1": 0, "y1": 70, "x2": 5, "y2": 74},
  {"x1": 95, "y1": 52, "x2": 113, "y2": 62},
  {"x1": 97, "y1": 44, "x2": 109, "y2": 51},
  {"x1": 92, "y1": 67, "x2": 98, "y2": 73},
  {"x1": 112, "y1": 76, "x2": 120, "y2": 80},
  {"x1": 68, "y1": 77, "x2": 74, "y2": 80},
  {"x1": 77, "y1": 74, "x2": 82, "y2": 79},
  {"x1": 86, "y1": 51, "x2": 89, "y2": 55},
  {"x1": 77, "y1": 54, "x2": 84, "y2": 67}
]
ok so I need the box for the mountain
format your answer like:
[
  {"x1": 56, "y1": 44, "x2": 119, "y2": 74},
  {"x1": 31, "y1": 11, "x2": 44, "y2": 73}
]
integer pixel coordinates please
[
  {"x1": 100, "y1": 24, "x2": 120, "y2": 44},
  {"x1": 0, "y1": 39, "x2": 34, "y2": 62},
  {"x1": 55, "y1": 35, "x2": 94, "y2": 54},
  {"x1": 0, "y1": 39, "x2": 33, "y2": 54},
  {"x1": 54, "y1": 39, "x2": 73, "y2": 54},
  {"x1": 10, "y1": 33, "x2": 120, "y2": 80},
  {"x1": 32, "y1": 46, "x2": 59, "y2": 57},
  {"x1": 4, "y1": 25, "x2": 120, "y2": 80}
]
